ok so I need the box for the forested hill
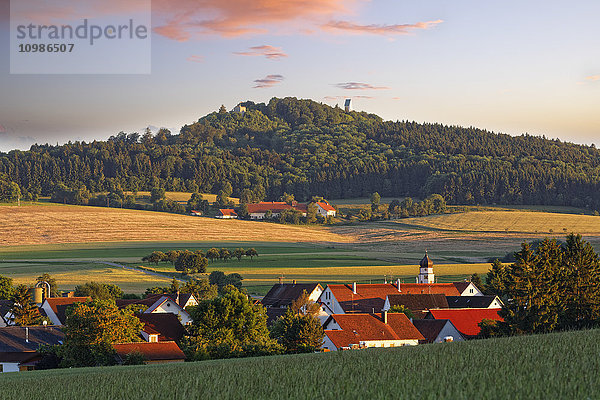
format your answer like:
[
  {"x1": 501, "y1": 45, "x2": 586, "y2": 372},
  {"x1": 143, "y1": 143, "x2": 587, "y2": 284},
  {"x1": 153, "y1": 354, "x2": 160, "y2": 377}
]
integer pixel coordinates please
[{"x1": 1, "y1": 97, "x2": 599, "y2": 209}]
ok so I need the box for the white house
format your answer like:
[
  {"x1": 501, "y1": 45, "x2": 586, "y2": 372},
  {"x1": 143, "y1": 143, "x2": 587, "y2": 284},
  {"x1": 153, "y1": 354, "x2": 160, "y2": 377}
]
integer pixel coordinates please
[
  {"x1": 246, "y1": 202, "x2": 307, "y2": 220},
  {"x1": 39, "y1": 297, "x2": 91, "y2": 326},
  {"x1": 117, "y1": 294, "x2": 193, "y2": 325},
  {"x1": 215, "y1": 209, "x2": 238, "y2": 219},
  {"x1": 0, "y1": 326, "x2": 64, "y2": 373},
  {"x1": 412, "y1": 319, "x2": 465, "y2": 343},
  {"x1": 233, "y1": 104, "x2": 246, "y2": 113},
  {"x1": 322, "y1": 312, "x2": 424, "y2": 351},
  {"x1": 446, "y1": 295, "x2": 503, "y2": 309},
  {"x1": 315, "y1": 202, "x2": 336, "y2": 218}
]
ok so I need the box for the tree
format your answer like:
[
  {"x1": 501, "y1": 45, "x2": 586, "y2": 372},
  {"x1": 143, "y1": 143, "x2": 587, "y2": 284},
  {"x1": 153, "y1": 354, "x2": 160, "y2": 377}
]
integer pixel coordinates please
[
  {"x1": 245, "y1": 248, "x2": 258, "y2": 260},
  {"x1": 0, "y1": 179, "x2": 20, "y2": 202},
  {"x1": 485, "y1": 259, "x2": 508, "y2": 297},
  {"x1": 279, "y1": 192, "x2": 295, "y2": 205},
  {"x1": 370, "y1": 192, "x2": 381, "y2": 212},
  {"x1": 182, "y1": 287, "x2": 280, "y2": 360},
  {"x1": 150, "y1": 187, "x2": 166, "y2": 202},
  {"x1": 10, "y1": 285, "x2": 43, "y2": 326},
  {"x1": 142, "y1": 251, "x2": 167, "y2": 265},
  {"x1": 174, "y1": 251, "x2": 208, "y2": 274},
  {"x1": 219, "y1": 248, "x2": 232, "y2": 262},
  {"x1": 388, "y1": 305, "x2": 414, "y2": 319},
  {"x1": 306, "y1": 203, "x2": 318, "y2": 224},
  {"x1": 239, "y1": 189, "x2": 254, "y2": 204},
  {"x1": 186, "y1": 192, "x2": 209, "y2": 214},
  {"x1": 0, "y1": 275, "x2": 14, "y2": 300},
  {"x1": 470, "y1": 273, "x2": 484, "y2": 293},
  {"x1": 180, "y1": 279, "x2": 218, "y2": 301},
  {"x1": 209, "y1": 271, "x2": 244, "y2": 292},
  {"x1": 74, "y1": 282, "x2": 123, "y2": 300},
  {"x1": 207, "y1": 248, "x2": 221, "y2": 263},
  {"x1": 37, "y1": 273, "x2": 58, "y2": 297},
  {"x1": 165, "y1": 250, "x2": 182, "y2": 265},
  {"x1": 270, "y1": 308, "x2": 323, "y2": 354},
  {"x1": 233, "y1": 248, "x2": 245, "y2": 261}
]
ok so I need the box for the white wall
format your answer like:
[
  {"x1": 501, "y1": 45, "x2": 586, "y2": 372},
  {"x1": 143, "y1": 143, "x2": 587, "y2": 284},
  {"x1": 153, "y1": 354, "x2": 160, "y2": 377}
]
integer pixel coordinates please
[
  {"x1": 432, "y1": 321, "x2": 465, "y2": 343},
  {"x1": 0, "y1": 363, "x2": 20, "y2": 373}
]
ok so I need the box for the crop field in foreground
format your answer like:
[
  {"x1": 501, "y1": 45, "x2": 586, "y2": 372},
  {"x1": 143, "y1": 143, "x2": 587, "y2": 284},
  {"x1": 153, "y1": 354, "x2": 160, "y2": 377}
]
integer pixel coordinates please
[{"x1": 1, "y1": 328, "x2": 599, "y2": 399}]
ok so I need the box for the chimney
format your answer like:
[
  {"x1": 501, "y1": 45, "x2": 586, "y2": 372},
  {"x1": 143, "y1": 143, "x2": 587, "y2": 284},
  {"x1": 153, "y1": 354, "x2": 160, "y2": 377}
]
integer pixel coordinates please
[
  {"x1": 278, "y1": 276, "x2": 283, "y2": 285},
  {"x1": 25, "y1": 327, "x2": 29, "y2": 343},
  {"x1": 396, "y1": 279, "x2": 401, "y2": 292},
  {"x1": 352, "y1": 282, "x2": 357, "y2": 294},
  {"x1": 382, "y1": 311, "x2": 388, "y2": 324}
]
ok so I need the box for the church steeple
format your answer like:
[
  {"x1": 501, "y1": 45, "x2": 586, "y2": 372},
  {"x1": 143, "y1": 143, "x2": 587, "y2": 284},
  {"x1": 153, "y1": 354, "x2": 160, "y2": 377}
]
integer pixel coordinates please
[{"x1": 417, "y1": 252, "x2": 435, "y2": 284}]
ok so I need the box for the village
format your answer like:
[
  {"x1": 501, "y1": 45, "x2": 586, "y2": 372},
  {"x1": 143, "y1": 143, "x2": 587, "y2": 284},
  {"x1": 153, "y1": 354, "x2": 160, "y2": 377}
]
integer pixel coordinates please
[{"x1": 0, "y1": 253, "x2": 502, "y2": 372}]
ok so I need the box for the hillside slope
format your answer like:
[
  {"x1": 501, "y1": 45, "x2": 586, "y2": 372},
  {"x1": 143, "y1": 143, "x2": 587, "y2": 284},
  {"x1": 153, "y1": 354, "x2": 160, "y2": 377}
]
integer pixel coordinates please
[
  {"x1": 2, "y1": 328, "x2": 599, "y2": 399},
  {"x1": 1, "y1": 97, "x2": 599, "y2": 209}
]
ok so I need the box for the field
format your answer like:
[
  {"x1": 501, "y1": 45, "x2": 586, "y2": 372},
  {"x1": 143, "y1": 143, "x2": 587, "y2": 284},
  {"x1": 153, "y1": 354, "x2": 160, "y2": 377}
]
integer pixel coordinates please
[
  {"x1": 0, "y1": 204, "x2": 348, "y2": 246},
  {"x1": 2, "y1": 328, "x2": 599, "y2": 399}
]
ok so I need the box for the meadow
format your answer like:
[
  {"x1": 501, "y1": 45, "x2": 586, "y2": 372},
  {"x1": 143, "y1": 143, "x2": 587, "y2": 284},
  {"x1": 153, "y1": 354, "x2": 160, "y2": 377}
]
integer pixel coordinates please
[{"x1": 1, "y1": 328, "x2": 599, "y2": 399}]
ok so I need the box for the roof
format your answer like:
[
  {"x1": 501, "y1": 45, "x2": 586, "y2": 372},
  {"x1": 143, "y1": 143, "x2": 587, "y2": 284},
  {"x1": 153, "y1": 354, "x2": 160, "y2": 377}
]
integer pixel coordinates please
[
  {"x1": 316, "y1": 202, "x2": 336, "y2": 212},
  {"x1": 138, "y1": 313, "x2": 186, "y2": 342},
  {"x1": 265, "y1": 307, "x2": 287, "y2": 325},
  {"x1": 426, "y1": 309, "x2": 503, "y2": 337},
  {"x1": 446, "y1": 296, "x2": 501, "y2": 309},
  {"x1": 113, "y1": 341, "x2": 185, "y2": 362},
  {"x1": 0, "y1": 352, "x2": 40, "y2": 363},
  {"x1": 261, "y1": 283, "x2": 321, "y2": 308},
  {"x1": 412, "y1": 319, "x2": 454, "y2": 343},
  {"x1": 44, "y1": 297, "x2": 90, "y2": 325},
  {"x1": 328, "y1": 283, "x2": 460, "y2": 313},
  {"x1": 0, "y1": 300, "x2": 14, "y2": 317},
  {"x1": 178, "y1": 293, "x2": 195, "y2": 307},
  {"x1": 420, "y1": 253, "x2": 434, "y2": 269},
  {"x1": 218, "y1": 209, "x2": 238, "y2": 217},
  {"x1": 452, "y1": 282, "x2": 474, "y2": 294},
  {"x1": 116, "y1": 294, "x2": 164, "y2": 309},
  {"x1": 324, "y1": 313, "x2": 424, "y2": 349},
  {"x1": 246, "y1": 202, "x2": 308, "y2": 214},
  {"x1": 386, "y1": 294, "x2": 449, "y2": 312},
  {"x1": 0, "y1": 326, "x2": 64, "y2": 353}
]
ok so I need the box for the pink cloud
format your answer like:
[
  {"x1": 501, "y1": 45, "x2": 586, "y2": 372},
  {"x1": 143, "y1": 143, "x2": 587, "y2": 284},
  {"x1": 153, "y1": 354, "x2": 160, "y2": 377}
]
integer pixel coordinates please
[
  {"x1": 323, "y1": 19, "x2": 444, "y2": 36},
  {"x1": 187, "y1": 55, "x2": 204, "y2": 63},
  {"x1": 152, "y1": 0, "x2": 356, "y2": 39},
  {"x1": 324, "y1": 95, "x2": 374, "y2": 100},
  {"x1": 585, "y1": 75, "x2": 600, "y2": 82},
  {"x1": 234, "y1": 45, "x2": 288, "y2": 60},
  {"x1": 334, "y1": 82, "x2": 389, "y2": 90},
  {"x1": 253, "y1": 74, "x2": 284, "y2": 88}
]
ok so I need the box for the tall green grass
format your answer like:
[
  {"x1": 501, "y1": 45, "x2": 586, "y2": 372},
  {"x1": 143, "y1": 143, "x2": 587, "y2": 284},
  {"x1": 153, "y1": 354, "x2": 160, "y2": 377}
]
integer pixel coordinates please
[{"x1": 2, "y1": 328, "x2": 599, "y2": 399}]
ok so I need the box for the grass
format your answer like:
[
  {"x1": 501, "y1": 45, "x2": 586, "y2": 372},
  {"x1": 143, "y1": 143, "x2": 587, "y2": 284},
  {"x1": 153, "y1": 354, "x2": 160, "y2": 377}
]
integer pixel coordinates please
[{"x1": 2, "y1": 328, "x2": 600, "y2": 399}]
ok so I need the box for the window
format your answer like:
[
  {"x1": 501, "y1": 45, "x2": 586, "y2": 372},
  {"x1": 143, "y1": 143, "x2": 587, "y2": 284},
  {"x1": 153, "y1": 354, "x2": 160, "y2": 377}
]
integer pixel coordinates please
[
  {"x1": 0, "y1": 364, "x2": 3, "y2": 373},
  {"x1": 470, "y1": 289, "x2": 474, "y2": 293}
]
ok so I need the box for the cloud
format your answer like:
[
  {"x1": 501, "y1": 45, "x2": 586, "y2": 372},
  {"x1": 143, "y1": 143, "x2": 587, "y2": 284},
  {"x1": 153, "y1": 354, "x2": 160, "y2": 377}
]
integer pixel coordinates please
[
  {"x1": 334, "y1": 82, "x2": 389, "y2": 90},
  {"x1": 187, "y1": 55, "x2": 204, "y2": 63},
  {"x1": 234, "y1": 45, "x2": 288, "y2": 60},
  {"x1": 585, "y1": 75, "x2": 600, "y2": 82},
  {"x1": 152, "y1": 0, "x2": 354, "y2": 39},
  {"x1": 253, "y1": 74, "x2": 284, "y2": 88},
  {"x1": 323, "y1": 19, "x2": 443, "y2": 36},
  {"x1": 324, "y1": 95, "x2": 374, "y2": 101},
  {"x1": 0, "y1": 124, "x2": 6, "y2": 134}
]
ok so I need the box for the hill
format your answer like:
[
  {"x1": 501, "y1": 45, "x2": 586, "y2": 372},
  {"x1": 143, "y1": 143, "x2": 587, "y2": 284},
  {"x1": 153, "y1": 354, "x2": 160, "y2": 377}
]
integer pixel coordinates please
[
  {"x1": 1, "y1": 97, "x2": 599, "y2": 210},
  {"x1": 1, "y1": 328, "x2": 599, "y2": 399}
]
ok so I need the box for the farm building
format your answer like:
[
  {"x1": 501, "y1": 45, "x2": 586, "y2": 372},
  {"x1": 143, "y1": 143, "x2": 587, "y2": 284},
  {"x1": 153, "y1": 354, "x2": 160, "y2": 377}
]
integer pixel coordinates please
[
  {"x1": 116, "y1": 294, "x2": 193, "y2": 325},
  {"x1": 246, "y1": 202, "x2": 307, "y2": 220},
  {"x1": 138, "y1": 313, "x2": 187, "y2": 343},
  {"x1": 322, "y1": 312, "x2": 424, "y2": 351},
  {"x1": 446, "y1": 295, "x2": 503, "y2": 309},
  {"x1": 412, "y1": 319, "x2": 465, "y2": 343},
  {"x1": 190, "y1": 210, "x2": 203, "y2": 216},
  {"x1": 113, "y1": 342, "x2": 185, "y2": 364},
  {"x1": 315, "y1": 202, "x2": 336, "y2": 217},
  {"x1": 39, "y1": 297, "x2": 91, "y2": 326},
  {"x1": 261, "y1": 281, "x2": 323, "y2": 324},
  {"x1": 216, "y1": 209, "x2": 238, "y2": 219},
  {"x1": 424, "y1": 308, "x2": 503, "y2": 338},
  {"x1": 0, "y1": 326, "x2": 64, "y2": 373},
  {"x1": 382, "y1": 293, "x2": 449, "y2": 318}
]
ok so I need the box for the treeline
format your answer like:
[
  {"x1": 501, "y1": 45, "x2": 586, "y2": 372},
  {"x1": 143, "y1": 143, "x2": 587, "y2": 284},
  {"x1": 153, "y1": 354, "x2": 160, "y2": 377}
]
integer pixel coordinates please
[
  {"x1": 2, "y1": 97, "x2": 599, "y2": 210},
  {"x1": 481, "y1": 234, "x2": 600, "y2": 336},
  {"x1": 142, "y1": 248, "x2": 259, "y2": 274}
]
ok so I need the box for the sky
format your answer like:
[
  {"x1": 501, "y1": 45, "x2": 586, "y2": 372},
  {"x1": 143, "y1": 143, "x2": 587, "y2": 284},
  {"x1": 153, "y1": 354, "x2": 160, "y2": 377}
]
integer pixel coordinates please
[{"x1": 0, "y1": 0, "x2": 599, "y2": 152}]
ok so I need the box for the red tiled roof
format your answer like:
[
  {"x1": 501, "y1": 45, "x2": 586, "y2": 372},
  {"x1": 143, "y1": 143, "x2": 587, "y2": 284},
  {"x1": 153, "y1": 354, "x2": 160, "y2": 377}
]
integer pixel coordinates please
[
  {"x1": 426, "y1": 308, "x2": 503, "y2": 336},
  {"x1": 113, "y1": 341, "x2": 185, "y2": 361},
  {"x1": 325, "y1": 313, "x2": 424, "y2": 349},
  {"x1": 328, "y1": 283, "x2": 460, "y2": 313},
  {"x1": 218, "y1": 209, "x2": 238, "y2": 217},
  {"x1": 44, "y1": 297, "x2": 90, "y2": 325},
  {"x1": 138, "y1": 313, "x2": 186, "y2": 342},
  {"x1": 316, "y1": 202, "x2": 336, "y2": 212},
  {"x1": 246, "y1": 202, "x2": 308, "y2": 214}
]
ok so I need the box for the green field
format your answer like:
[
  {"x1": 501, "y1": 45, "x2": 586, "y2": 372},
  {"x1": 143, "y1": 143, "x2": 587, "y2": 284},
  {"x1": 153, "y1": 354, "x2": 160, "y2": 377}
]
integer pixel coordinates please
[
  {"x1": 2, "y1": 328, "x2": 599, "y2": 399},
  {"x1": 0, "y1": 242, "x2": 491, "y2": 295}
]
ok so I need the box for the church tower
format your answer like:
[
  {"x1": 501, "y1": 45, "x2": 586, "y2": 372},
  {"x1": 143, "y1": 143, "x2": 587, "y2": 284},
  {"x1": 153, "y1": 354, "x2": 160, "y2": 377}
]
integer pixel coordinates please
[{"x1": 417, "y1": 252, "x2": 435, "y2": 284}]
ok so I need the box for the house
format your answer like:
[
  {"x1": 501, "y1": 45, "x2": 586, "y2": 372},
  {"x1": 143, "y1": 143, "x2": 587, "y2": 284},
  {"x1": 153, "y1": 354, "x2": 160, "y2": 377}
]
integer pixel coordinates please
[
  {"x1": 261, "y1": 282, "x2": 323, "y2": 324},
  {"x1": 138, "y1": 313, "x2": 186, "y2": 343},
  {"x1": 246, "y1": 202, "x2": 308, "y2": 220},
  {"x1": 446, "y1": 295, "x2": 503, "y2": 309},
  {"x1": 424, "y1": 308, "x2": 503, "y2": 338},
  {"x1": 39, "y1": 297, "x2": 91, "y2": 326},
  {"x1": 0, "y1": 326, "x2": 64, "y2": 373},
  {"x1": 320, "y1": 281, "x2": 470, "y2": 316},
  {"x1": 233, "y1": 104, "x2": 246, "y2": 114},
  {"x1": 116, "y1": 294, "x2": 193, "y2": 325},
  {"x1": 412, "y1": 319, "x2": 465, "y2": 343},
  {"x1": 383, "y1": 294, "x2": 449, "y2": 319},
  {"x1": 322, "y1": 312, "x2": 424, "y2": 351},
  {"x1": 113, "y1": 342, "x2": 185, "y2": 364},
  {"x1": 315, "y1": 202, "x2": 336, "y2": 218},
  {"x1": 190, "y1": 210, "x2": 203, "y2": 216},
  {"x1": 216, "y1": 209, "x2": 238, "y2": 219}
]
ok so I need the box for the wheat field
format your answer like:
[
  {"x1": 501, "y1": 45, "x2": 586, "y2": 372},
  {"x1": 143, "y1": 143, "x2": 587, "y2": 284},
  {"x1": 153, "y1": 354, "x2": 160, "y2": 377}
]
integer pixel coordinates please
[{"x1": 0, "y1": 205, "x2": 350, "y2": 246}]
